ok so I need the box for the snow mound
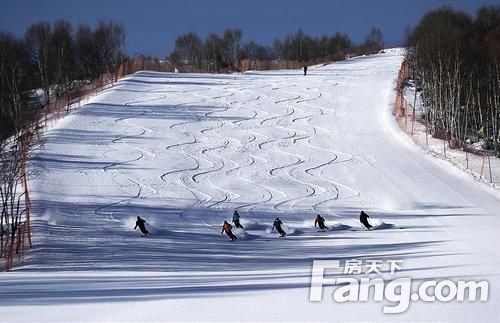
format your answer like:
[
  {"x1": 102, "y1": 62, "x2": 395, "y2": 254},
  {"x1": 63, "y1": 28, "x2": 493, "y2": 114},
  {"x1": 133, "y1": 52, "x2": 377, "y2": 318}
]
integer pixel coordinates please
[
  {"x1": 368, "y1": 219, "x2": 396, "y2": 230},
  {"x1": 232, "y1": 228, "x2": 249, "y2": 239},
  {"x1": 325, "y1": 221, "x2": 350, "y2": 231},
  {"x1": 241, "y1": 219, "x2": 269, "y2": 230},
  {"x1": 124, "y1": 217, "x2": 138, "y2": 230},
  {"x1": 264, "y1": 223, "x2": 298, "y2": 235},
  {"x1": 294, "y1": 219, "x2": 349, "y2": 231},
  {"x1": 297, "y1": 220, "x2": 314, "y2": 228},
  {"x1": 45, "y1": 209, "x2": 66, "y2": 225},
  {"x1": 282, "y1": 224, "x2": 298, "y2": 235}
]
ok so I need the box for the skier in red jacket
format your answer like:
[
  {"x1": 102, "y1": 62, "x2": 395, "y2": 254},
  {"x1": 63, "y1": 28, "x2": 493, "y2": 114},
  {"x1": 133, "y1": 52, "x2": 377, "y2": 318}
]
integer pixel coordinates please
[{"x1": 314, "y1": 214, "x2": 329, "y2": 230}]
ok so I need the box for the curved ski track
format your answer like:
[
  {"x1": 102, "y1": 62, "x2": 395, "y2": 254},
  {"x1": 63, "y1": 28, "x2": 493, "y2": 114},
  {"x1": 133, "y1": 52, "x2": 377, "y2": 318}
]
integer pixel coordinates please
[{"x1": 96, "y1": 74, "x2": 366, "y2": 227}]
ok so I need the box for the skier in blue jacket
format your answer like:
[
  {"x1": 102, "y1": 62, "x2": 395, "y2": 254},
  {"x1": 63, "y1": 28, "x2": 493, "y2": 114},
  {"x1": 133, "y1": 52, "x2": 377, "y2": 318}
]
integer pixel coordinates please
[{"x1": 232, "y1": 210, "x2": 243, "y2": 229}]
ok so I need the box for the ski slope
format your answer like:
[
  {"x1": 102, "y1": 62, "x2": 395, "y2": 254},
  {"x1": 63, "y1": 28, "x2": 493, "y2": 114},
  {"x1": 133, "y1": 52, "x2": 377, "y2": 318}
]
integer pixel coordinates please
[{"x1": 2, "y1": 49, "x2": 500, "y2": 321}]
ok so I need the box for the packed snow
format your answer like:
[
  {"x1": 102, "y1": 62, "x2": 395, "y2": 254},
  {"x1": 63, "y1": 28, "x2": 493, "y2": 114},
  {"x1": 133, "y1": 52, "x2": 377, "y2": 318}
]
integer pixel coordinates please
[{"x1": 1, "y1": 49, "x2": 500, "y2": 322}]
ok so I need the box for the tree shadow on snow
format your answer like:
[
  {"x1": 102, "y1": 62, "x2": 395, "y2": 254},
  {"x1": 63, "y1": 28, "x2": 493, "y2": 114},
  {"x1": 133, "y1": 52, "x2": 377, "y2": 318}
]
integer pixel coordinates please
[{"x1": 2, "y1": 197, "x2": 472, "y2": 305}]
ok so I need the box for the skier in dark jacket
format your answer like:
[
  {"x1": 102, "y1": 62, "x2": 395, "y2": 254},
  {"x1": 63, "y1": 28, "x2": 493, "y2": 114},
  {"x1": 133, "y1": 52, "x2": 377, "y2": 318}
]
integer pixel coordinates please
[
  {"x1": 232, "y1": 210, "x2": 243, "y2": 229},
  {"x1": 134, "y1": 216, "x2": 150, "y2": 235},
  {"x1": 303, "y1": 65, "x2": 308, "y2": 76},
  {"x1": 221, "y1": 220, "x2": 237, "y2": 241},
  {"x1": 314, "y1": 214, "x2": 329, "y2": 230},
  {"x1": 272, "y1": 217, "x2": 287, "y2": 237},
  {"x1": 360, "y1": 211, "x2": 372, "y2": 230}
]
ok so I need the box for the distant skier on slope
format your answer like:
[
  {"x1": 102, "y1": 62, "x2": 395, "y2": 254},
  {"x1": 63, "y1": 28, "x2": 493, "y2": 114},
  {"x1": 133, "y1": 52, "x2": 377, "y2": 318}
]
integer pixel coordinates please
[
  {"x1": 360, "y1": 211, "x2": 373, "y2": 230},
  {"x1": 232, "y1": 210, "x2": 243, "y2": 229},
  {"x1": 221, "y1": 220, "x2": 237, "y2": 241},
  {"x1": 303, "y1": 65, "x2": 308, "y2": 76},
  {"x1": 314, "y1": 214, "x2": 329, "y2": 230},
  {"x1": 272, "y1": 217, "x2": 287, "y2": 237},
  {"x1": 134, "y1": 216, "x2": 150, "y2": 236}
]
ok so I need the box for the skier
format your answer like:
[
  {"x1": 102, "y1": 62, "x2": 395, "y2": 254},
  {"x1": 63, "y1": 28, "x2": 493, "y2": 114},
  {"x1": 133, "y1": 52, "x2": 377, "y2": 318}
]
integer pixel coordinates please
[
  {"x1": 360, "y1": 211, "x2": 373, "y2": 230},
  {"x1": 314, "y1": 214, "x2": 329, "y2": 230},
  {"x1": 134, "y1": 216, "x2": 150, "y2": 236},
  {"x1": 232, "y1": 210, "x2": 243, "y2": 229},
  {"x1": 303, "y1": 65, "x2": 308, "y2": 76},
  {"x1": 221, "y1": 220, "x2": 237, "y2": 241},
  {"x1": 272, "y1": 217, "x2": 287, "y2": 237}
]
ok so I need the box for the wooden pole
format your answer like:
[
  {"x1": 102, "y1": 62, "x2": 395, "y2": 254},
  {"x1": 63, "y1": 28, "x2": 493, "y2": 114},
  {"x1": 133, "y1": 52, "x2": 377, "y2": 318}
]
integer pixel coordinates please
[
  {"x1": 487, "y1": 153, "x2": 493, "y2": 183},
  {"x1": 480, "y1": 154, "x2": 486, "y2": 179}
]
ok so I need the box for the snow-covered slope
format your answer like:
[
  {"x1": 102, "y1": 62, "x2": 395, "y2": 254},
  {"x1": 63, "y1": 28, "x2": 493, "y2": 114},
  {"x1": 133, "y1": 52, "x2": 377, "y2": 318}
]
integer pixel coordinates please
[{"x1": 2, "y1": 49, "x2": 500, "y2": 321}]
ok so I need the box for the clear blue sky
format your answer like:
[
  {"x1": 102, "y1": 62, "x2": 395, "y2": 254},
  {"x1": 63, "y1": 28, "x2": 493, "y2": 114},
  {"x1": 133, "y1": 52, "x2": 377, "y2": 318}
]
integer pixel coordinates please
[{"x1": 0, "y1": 0, "x2": 497, "y2": 57}]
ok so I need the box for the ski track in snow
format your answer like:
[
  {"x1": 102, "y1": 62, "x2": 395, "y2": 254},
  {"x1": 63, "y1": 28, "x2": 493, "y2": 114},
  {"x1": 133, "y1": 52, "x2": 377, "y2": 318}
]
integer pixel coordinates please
[
  {"x1": 96, "y1": 94, "x2": 169, "y2": 222},
  {"x1": 7, "y1": 51, "x2": 500, "y2": 321}
]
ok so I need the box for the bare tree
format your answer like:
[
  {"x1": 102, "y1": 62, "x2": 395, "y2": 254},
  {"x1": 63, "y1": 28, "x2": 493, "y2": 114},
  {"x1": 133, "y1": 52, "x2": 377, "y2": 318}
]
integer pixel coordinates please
[
  {"x1": 0, "y1": 137, "x2": 25, "y2": 259},
  {"x1": 94, "y1": 21, "x2": 126, "y2": 79},
  {"x1": 0, "y1": 34, "x2": 30, "y2": 261},
  {"x1": 51, "y1": 20, "x2": 75, "y2": 98},
  {"x1": 329, "y1": 32, "x2": 352, "y2": 60},
  {"x1": 222, "y1": 28, "x2": 242, "y2": 70},
  {"x1": 407, "y1": 5, "x2": 500, "y2": 155},
  {"x1": 360, "y1": 26, "x2": 383, "y2": 55},
  {"x1": 204, "y1": 33, "x2": 224, "y2": 73},
  {"x1": 25, "y1": 21, "x2": 52, "y2": 105},
  {"x1": 0, "y1": 33, "x2": 29, "y2": 137},
  {"x1": 170, "y1": 32, "x2": 204, "y2": 70},
  {"x1": 75, "y1": 24, "x2": 99, "y2": 80}
]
